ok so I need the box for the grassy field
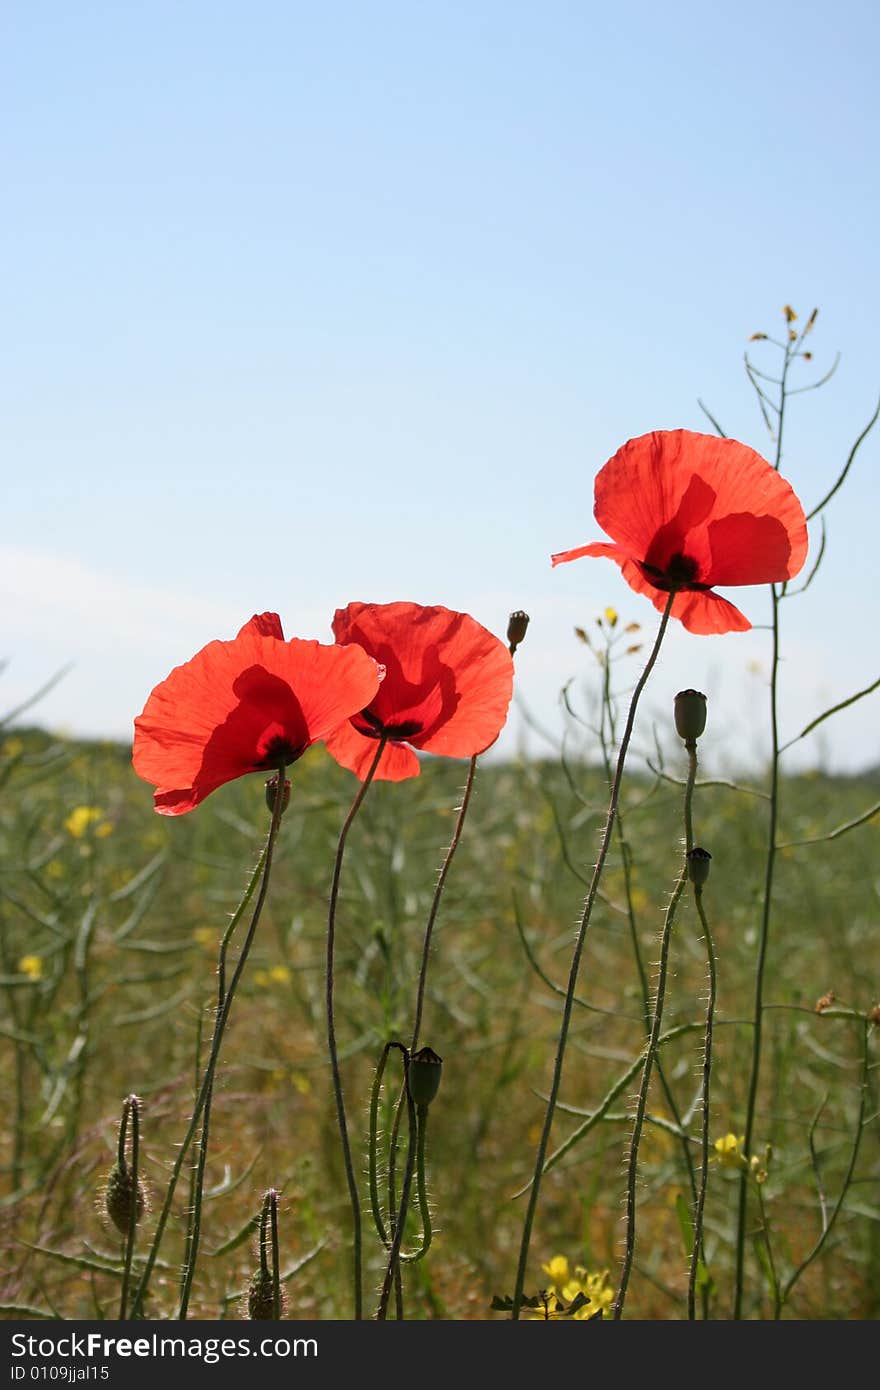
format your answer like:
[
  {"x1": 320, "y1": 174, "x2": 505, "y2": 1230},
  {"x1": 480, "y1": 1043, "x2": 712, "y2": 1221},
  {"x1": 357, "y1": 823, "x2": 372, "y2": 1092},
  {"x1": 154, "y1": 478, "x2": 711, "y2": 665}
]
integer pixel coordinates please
[{"x1": 1, "y1": 719, "x2": 878, "y2": 1320}]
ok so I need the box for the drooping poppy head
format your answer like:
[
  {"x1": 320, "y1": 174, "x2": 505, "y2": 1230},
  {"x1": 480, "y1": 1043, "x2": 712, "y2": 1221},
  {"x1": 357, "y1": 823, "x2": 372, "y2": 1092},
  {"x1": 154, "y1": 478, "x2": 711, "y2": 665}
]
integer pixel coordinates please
[
  {"x1": 322, "y1": 601, "x2": 515, "y2": 781},
  {"x1": 551, "y1": 430, "x2": 809, "y2": 634},
  {"x1": 133, "y1": 613, "x2": 382, "y2": 815}
]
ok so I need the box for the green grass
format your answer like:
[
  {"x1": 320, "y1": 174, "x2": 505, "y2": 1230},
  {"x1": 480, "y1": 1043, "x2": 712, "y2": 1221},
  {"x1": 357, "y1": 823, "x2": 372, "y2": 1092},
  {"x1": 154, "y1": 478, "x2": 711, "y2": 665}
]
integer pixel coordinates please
[{"x1": 1, "y1": 725, "x2": 877, "y2": 1319}]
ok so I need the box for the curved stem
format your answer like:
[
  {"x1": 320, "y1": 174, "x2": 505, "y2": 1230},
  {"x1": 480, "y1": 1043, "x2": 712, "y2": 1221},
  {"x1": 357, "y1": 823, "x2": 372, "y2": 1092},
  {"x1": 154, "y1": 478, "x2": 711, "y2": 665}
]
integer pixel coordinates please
[
  {"x1": 613, "y1": 872, "x2": 687, "y2": 1316},
  {"x1": 383, "y1": 755, "x2": 479, "y2": 1301},
  {"x1": 613, "y1": 735, "x2": 698, "y2": 1318},
  {"x1": 511, "y1": 595, "x2": 674, "y2": 1319},
  {"x1": 131, "y1": 772, "x2": 286, "y2": 1319},
  {"x1": 412, "y1": 755, "x2": 477, "y2": 1051},
  {"x1": 376, "y1": 1064, "x2": 417, "y2": 1319},
  {"x1": 326, "y1": 737, "x2": 387, "y2": 1321}
]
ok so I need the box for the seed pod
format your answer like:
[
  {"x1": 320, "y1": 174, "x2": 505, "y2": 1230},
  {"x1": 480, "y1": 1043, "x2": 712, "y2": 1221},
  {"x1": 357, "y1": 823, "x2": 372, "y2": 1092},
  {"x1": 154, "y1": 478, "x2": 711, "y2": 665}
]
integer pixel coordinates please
[
  {"x1": 507, "y1": 611, "x2": 530, "y2": 656},
  {"x1": 408, "y1": 1046, "x2": 443, "y2": 1109},
  {"x1": 674, "y1": 689, "x2": 707, "y2": 743},
  {"x1": 265, "y1": 774, "x2": 291, "y2": 817},
  {"x1": 687, "y1": 846, "x2": 712, "y2": 887}
]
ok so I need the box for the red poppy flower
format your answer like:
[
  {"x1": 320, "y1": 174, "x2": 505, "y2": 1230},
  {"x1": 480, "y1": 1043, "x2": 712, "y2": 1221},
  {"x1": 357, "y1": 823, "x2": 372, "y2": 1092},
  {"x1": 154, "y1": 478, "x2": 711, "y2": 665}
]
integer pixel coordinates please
[
  {"x1": 322, "y1": 601, "x2": 515, "y2": 781},
  {"x1": 551, "y1": 430, "x2": 809, "y2": 634},
  {"x1": 133, "y1": 613, "x2": 382, "y2": 814}
]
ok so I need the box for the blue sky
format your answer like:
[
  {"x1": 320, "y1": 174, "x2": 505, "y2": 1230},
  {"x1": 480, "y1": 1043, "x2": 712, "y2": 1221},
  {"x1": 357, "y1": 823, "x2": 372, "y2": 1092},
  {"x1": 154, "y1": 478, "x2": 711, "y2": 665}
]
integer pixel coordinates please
[{"x1": 3, "y1": 1, "x2": 878, "y2": 772}]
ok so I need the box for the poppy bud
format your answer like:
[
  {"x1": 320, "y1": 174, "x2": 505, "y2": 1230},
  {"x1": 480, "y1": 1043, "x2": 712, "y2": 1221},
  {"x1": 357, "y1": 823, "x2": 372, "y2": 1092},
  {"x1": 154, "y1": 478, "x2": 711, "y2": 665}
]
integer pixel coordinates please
[
  {"x1": 674, "y1": 689, "x2": 707, "y2": 744},
  {"x1": 408, "y1": 1046, "x2": 443, "y2": 1109},
  {"x1": 265, "y1": 774, "x2": 291, "y2": 817},
  {"x1": 687, "y1": 846, "x2": 712, "y2": 887},
  {"x1": 103, "y1": 1160, "x2": 146, "y2": 1235},
  {"x1": 247, "y1": 1267, "x2": 276, "y2": 1320},
  {"x1": 507, "y1": 611, "x2": 530, "y2": 656}
]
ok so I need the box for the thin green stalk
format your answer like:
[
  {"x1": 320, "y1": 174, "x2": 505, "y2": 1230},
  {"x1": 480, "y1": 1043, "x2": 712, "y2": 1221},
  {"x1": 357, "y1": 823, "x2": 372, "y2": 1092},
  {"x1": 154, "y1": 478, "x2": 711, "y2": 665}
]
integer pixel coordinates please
[
  {"x1": 613, "y1": 864, "x2": 690, "y2": 1316},
  {"x1": 733, "y1": 584, "x2": 780, "y2": 1318},
  {"x1": 733, "y1": 321, "x2": 794, "y2": 1317},
  {"x1": 376, "y1": 1063, "x2": 418, "y2": 1319},
  {"x1": 383, "y1": 754, "x2": 479, "y2": 1309},
  {"x1": 511, "y1": 595, "x2": 674, "y2": 1319},
  {"x1": 325, "y1": 736, "x2": 387, "y2": 1322},
  {"x1": 602, "y1": 660, "x2": 698, "y2": 1210},
  {"x1": 118, "y1": 1095, "x2": 140, "y2": 1320},
  {"x1": 269, "y1": 1190, "x2": 281, "y2": 1320},
  {"x1": 130, "y1": 771, "x2": 286, "y2": 1318},
  {"x1": 687, "y1": 875, "x2": 716, "y2": 1320}
]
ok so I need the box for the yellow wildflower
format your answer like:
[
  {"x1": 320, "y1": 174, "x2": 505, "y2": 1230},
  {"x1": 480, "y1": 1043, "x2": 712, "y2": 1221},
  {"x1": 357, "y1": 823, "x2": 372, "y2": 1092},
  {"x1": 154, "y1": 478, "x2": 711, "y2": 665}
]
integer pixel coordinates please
[
  {"x1": 18, "y1": 954, "x2": 44, "y2": 980},
  {"x1": 269, "y1": 965, "x2": 291, "y2": 984},
  {"x1": 64, "y1": 806, "x2": 106, "y2": 838},
  {"x1": 192, "y1": 927, "x2": 214, "y2": 948},
  {"x1": 713, "y1": 1132, "x2": 747, "y2": 1169},
  {"x1": 542, "y1": 1256, "x2": 570, "y2": 1288},
  {"x1": 603, "y1": 607, "x2": 618, "y2": 627}
]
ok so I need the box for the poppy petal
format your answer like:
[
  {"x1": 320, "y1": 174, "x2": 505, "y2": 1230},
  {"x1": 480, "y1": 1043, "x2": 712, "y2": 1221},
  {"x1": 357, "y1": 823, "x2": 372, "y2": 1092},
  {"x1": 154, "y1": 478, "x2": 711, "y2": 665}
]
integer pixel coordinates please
[
  {"x1": 322, "y1": 721, "x2": 422, "y2": 782},
  {"x1": 331, "y1": 602, "x2": 514, "y2": 758},
  {"x1": 239, "y1": 612, "x2": 286, "y2": 640},
  {"x1": 614, "y1": 559, "x2": 752, "y2": 634},
  {"x1": 551, "y1": 542, "x2": 627, "y2": 567},
  {"x1": 133, "y1": 629, "x2": 380, "y2": 814},
  {"x1": 591, "y1": 431, "x2": 807, "y2": 585}
]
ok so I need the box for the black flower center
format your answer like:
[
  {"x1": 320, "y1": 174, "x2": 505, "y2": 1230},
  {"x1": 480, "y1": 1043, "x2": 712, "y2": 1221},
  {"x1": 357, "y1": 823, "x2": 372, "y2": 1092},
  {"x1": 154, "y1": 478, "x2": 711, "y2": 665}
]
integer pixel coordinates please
[
  {"x1": 257, "y1": 734, "x2": 303, "y2": 768},
  {"x1": 641, "y1": 551, "x2": 710, "y2": 593},
  {"x1": 353, "y1": 708, "x2": 423, "y2": 742}
]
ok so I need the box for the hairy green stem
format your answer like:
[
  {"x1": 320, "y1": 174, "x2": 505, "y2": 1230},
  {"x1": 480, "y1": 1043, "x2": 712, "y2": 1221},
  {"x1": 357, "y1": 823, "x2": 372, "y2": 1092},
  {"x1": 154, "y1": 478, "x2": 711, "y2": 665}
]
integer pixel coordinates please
[
  {"x1": 687, "y1": 875, "x2": 716, "y2": 1319},
  {"x1": 130, "y1": 773, "x2": 286, "y2": 1318},
  {"x1": 511, "y1": 595, "x2": 674, "y2": 1319},
  {"x1": 325, "y1": 737, "x2": 387, "y2": 1321},
  {"x1": 118, "y1": 1095, "x2": 140, "y2": 1320}
]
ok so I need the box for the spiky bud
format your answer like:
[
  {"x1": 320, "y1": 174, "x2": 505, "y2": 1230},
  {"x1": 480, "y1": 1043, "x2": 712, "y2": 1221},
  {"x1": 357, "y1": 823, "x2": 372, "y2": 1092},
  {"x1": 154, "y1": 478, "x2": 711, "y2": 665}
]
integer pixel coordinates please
[
  {"x1": 103, "y1": 1160, "x2": 146, "y2": 1235},
  {"x1": 409, "y1": 1046, "x2": 443, "y2": 1109},
  {"x1": 674, "y1": 689, "x2": 707, "y2": 744},
  {"x1": 687, "y1": 846, "x2": 712, "y2": 887},
  {"x1": 247, "y1": 1267, "x2": 286, "y2": 1320}
]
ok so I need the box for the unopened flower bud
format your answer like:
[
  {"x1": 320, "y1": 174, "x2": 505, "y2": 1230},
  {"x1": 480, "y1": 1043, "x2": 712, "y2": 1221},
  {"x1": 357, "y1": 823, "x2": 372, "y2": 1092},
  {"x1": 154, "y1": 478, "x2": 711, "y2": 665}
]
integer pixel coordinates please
[
  {"x1": 687, "y1": 846, "x2": 712, "y2": 887},
  {"x1": 408, "y1": 1046, "x2": 443, "y2": 1109},
  {"x1": 674, "y1": 689, "x2": 707, "y2": 743},
  {"x1": 507, "y1": 611, "x2": 530, "y2": 656},
  {"x1": 103, "y1": 1160, "x2": 146, "y2": 1235},
  {"x1": 247, "y1": 1267, "x2": 286, "y2": 1320},
  {"x1": 265, "y1": 775, "x2": 291, "y2": 817}
]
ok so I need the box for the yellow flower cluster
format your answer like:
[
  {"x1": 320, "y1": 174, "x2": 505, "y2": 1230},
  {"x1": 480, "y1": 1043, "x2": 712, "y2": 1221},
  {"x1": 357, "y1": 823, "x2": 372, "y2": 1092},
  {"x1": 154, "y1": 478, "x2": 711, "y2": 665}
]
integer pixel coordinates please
[
  {"x1": 18, "y1": 954, "x2": 44, "y2": 981},
  {"x1": 712, "y1": 1132, "x2": 769, "y2": 1183},
  {"x1": 531, "y1": 1256, "x2": 615, "y2": 1320},
  {"x1": 64, "y1": 805, "x2": 113, "y2": 839},
  {"x1": 253, "y1": 965, "x2": 292, "y2": 988}
]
